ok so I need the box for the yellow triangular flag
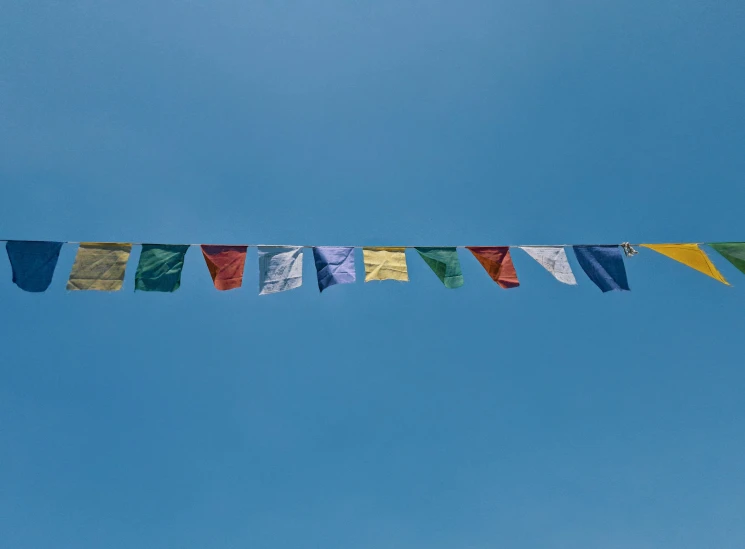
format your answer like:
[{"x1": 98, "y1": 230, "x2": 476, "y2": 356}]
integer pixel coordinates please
[{"x1": 640, "y1": 244, "x2": 729, "y2": 285}]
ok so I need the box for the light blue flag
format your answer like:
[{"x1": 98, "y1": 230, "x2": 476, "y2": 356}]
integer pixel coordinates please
[{"x1": 258, "y1": 246, "x2": 303, "y2": 295}]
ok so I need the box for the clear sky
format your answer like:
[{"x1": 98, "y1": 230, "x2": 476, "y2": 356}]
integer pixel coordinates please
[{"x1": 1, "y1": 1, "x2": 744, "y2": 548}]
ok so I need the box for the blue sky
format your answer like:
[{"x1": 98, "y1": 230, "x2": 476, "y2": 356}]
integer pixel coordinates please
[{"x1": 1, "y1": 1, "x2": 745, "y2": 548}]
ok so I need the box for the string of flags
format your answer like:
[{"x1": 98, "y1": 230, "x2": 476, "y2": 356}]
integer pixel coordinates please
[{"x1": 3, "y1": 240, "x2": 745, "y2": 294}]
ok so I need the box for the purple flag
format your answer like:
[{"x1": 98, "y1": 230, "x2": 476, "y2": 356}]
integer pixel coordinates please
[{"x1": 313, "y1": 247, "x2": 356, "y2": 292}]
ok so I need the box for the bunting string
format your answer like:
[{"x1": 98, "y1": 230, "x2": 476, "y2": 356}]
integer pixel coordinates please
[
  {"x1": 2, "y1": 239, "x2": 742, "y2": 294},
  {"x1": 0, "y1": 240, "x2": 705, "y2": 247}
]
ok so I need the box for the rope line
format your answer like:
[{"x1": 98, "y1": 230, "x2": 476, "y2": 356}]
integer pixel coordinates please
[{"x1": 0, "y1": 240, "x2": 706, "y2": 248}]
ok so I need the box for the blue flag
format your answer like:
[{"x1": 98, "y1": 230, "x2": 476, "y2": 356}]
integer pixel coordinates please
[
  {"x1": 573, "y1": 245, "x2": 630, "y2": 292},
  {"x1": 6, "y1": 241, "x2": 64, "y2": 292},
  {"x1": 313, "y1": 247, "x2": 356, "y2": 292}
]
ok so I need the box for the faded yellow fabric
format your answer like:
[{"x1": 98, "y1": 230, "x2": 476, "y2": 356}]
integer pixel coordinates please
[
  {"x1": 67, "y1": 243, "x2": 132, "y2": 291},
  {"x1": 641, "y1": 243, "x2": 729, "y2": 285},
  {"x1": 363, "y1": 247, "x2": 409, "y2": 282}
]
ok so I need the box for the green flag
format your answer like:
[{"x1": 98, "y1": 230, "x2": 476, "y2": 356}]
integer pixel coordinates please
[
  {"x1": 135, "y1": 244, "x2": 190, "y2": 292},
  {"x1": 709, "y1": 242, "x2": 745, "y2": 276},
  {"x1": 415, "y1": 247, "x2": 464, "y2": 289}
]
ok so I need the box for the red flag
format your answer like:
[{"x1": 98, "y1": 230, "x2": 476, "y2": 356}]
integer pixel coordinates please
[
  {"x1": 467, "y1": 247, "x2": 520, "y2": 289},
  {"x1": 201, "y1": 245, "x2": 248, "y2": 290}
]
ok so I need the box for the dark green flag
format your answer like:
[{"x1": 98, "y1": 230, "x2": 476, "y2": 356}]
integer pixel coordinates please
[
  {"x1": 415, "y1": 247, "x2": 464, "y2": 289},
  {"x1": 135, "y1": 244, "x2": 190, "y2": 292},
  {"x1": 709, "y1": 242, "x2": 745, "y2": 276}
]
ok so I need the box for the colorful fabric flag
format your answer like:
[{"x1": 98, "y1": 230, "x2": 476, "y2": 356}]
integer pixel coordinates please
[
  {"x1": 6, "y1": 240, "x2": 63, "y2": 292},
  {"x1": 518, "y1": 246, "x2": 577, "y2": 285},
  {"x1": 362, "y1": 247, "x2": 409, "y2": 282},
  {"x1": 135, "y1": 244, "x2": 190, "y2": 292},
  {"x1": 467, "y1": 246, "x2": 519, "y2": 289},
  {"x1": 201, "y1": 245, "x2": 248, "y2": 291},
  {"x1": 67, "y1": 242, "x2": 132, "y2": 291},
  {"x1": 641, "y1": 244, "x2": 729, "y2": 285},
  {"x1": 416, "y1": 247, "x2": 464, "y2": 288},
  {"x1": 573, "y1": 245, "x2": 630, "y2": 292},
  {"x1": 258, "y1": 246, "x2": 303, "y2": 295},
  {"x1": 708, "y1": 242, "x2": 745, "y2": 276},
  {"x1": 313, "y1": 247, "x2": 356, "y2": 292}
]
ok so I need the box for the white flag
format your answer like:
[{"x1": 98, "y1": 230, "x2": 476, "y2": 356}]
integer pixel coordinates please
[
  {"x1": 258, "y1": 246, "x2": 303, "y2": 295},
  {"x1": 518, "y1": 247, "x2": 577, "y2": 285}
]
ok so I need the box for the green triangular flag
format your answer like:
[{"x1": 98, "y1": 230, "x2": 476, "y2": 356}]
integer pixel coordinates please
[
  {"x1": 415, "y1": 247, "x2": 464, "y2": 289},
  {"x1": 135, "y1": 244, "x2": 190, "y2": 292},
  {"x1": 709, "y1": 242, "x2": 745, "y2": 276}
]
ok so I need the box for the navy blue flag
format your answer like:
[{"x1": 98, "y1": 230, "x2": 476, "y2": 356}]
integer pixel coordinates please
[
  {"x1": 573, "y1": 245, "x2": 630, "y2": 292},
  {"x1": 6, "y1": 241, "x2": 64, "y2": 292}
]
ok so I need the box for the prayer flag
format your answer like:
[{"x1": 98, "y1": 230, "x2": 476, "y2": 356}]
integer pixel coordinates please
[
  {"x1": 641, "y1": 244, "x2": 729, "y2": 285},
  {"x1": 709, "y1": 242, "x2": 745, "y2": 277},
  {"x1": 258, "y1": 246, "x2": 303, "y2": 295},
  {"x1": 313, "y1": 246, "x2": 356, "y2": 292},
  {"x1": 467, "y1": 246, "x2": 519, "y2": 289},
  {"x1": 6, "y1": 240, "x2": 63, "y2": 292},
  {"x1": 518, "y1": 246, "x2": 577, "y2": 285},
  {"x1": 416, "y1": 247, "x2": 464, "y2": 288},
  {"x1": 201, "y1": 245, "x2": 248, "y2": 290},
  {"x1": 135, "y1": 244, "x2": 190, "y2": 292},
  {"x1": 67, "y1": 242, "x2": 132, "y2": 291},
  {"x1": 362, "y1": 247, "x2": 409, "y2": 282},
  {"x1": 573, "y1": 245, "x2": 630, "y2": 292}
]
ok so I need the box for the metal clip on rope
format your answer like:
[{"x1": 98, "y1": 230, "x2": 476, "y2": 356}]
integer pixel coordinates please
[{"x1": 621, "y1": 242, "x2": 638, "y2": 257}]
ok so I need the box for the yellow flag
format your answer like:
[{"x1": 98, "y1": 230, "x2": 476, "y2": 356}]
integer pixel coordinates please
[
  {"x1": 362, "y1": 247, "x2": 409, "y2": 282},
  {"x1": 67, "y1": 242, "x2": 132, "y2": 291},
  {"x1": 641, "y1": 244, "x2": 729, "y2": 285}
]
